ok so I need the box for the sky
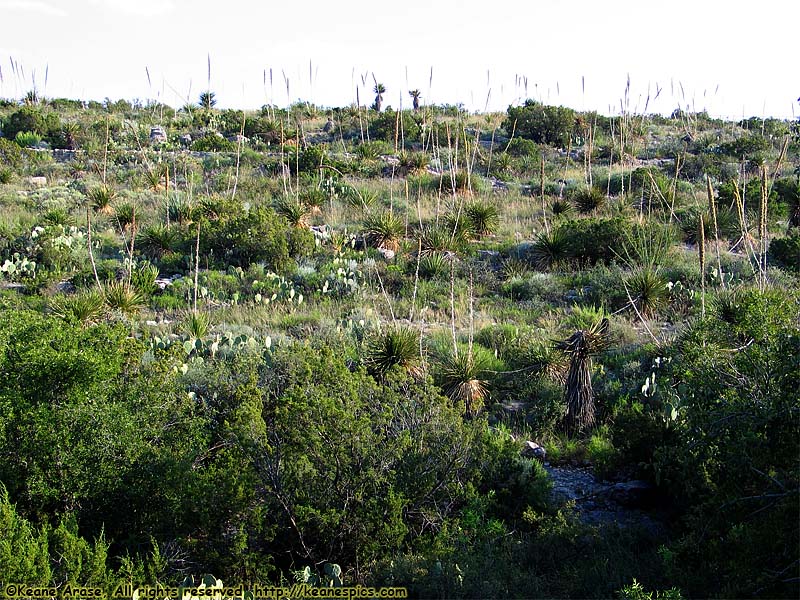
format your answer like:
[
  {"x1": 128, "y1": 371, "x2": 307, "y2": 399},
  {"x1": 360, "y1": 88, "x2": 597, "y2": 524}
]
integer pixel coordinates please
[{"x1": 0, "y1": 0, "x2": 797, "y2": 119}]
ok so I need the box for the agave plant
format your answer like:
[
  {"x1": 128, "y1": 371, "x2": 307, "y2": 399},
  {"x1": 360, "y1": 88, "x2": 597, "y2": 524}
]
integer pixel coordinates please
[
  {"x1": 557, "y1": 317, "x2": 611, "y2": 435},
  {"x1": 529, "y1": 228, "x2": 570, "y2": 271},
  {"x1": 49, "y1": 291, "x2": 106, "y2": 327},
  {"x1": 465, "y1": 201, "x2": 500, "y2": 238},
  {"x1": 274, "y1": 195, "x2": 313, "y2": 228},
  {"x1": 363, "y1": 325, "x2": 422, "y2": 379},
  {"x1": 362, "y1": 212, "x2": 404, "y2": 252},
  {"x1": 103, "y1": 280, "x2": 145, "y2": 316},
  {"x1": 434, "y1": 347, "x2": 491, "y2": 416}
]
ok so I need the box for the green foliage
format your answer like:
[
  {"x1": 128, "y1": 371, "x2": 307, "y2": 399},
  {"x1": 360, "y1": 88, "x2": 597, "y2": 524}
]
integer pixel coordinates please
[
  {"x1": 363, "y1": 325, "x2": 422, "y2": 378},
  {"x1": 554, "y1": 217, "x2": 635, "y2": 266},
  {"x1": 200, "y1": 201, "x2": 313, "y2": 270},
  {"x1": 432, "y1": 345, "x2": 494, "y2": 414},
  {"x1": 768, "y1": 230, "x2": 800, "y2": 271},
  {"x1": 369, "y1": 110, "x2": 421, "y2": 144},
  {"x1": 572, "y1": 186, "x2": 607, "y2": 213},
  {"x1": 504, "y1": 100, "x2": 576, "y2": 147},
  {"x1": 655, "y1": 288, "x2": 800, "y2": 598},
  {"x1": 464, "y1": 201, "x2": 499, "y2": 237},
  {"x1": 191, "y1": 133, "x2": 235, "y2": 152},
  {"x1": 14, "y1": 131, "x2": 42, "y2": 148},
  {"x1": 362, "y1": 212, "x2": 404, "y2": 252}
]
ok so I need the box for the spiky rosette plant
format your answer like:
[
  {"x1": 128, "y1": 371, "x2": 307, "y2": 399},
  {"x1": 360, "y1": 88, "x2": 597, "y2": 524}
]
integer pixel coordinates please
[
  {"x1": 103, "y1": 280, "x2": 145, "y2": 316},
  {"x1": 49, "y1": 291, "x2": 106, "y2": 327},
  {"x1": 274, "y1": 195, "x2": 313, "y2": 228},
  {"x1": 88, "y1": 185, "x2": 116, "y2": 215},
  {"x1": 530, "y1": 228, "x2": 570, "y2": 271},
  {"x1": 465, "y1": 201, "x2": 499, "y2": 238},
  {"x1": 137, "y1": 224, "x2": 178, "y2": 260},
  {"x1": 434, "y1": 347, "x2": 492, "y2": 416},
  {"x1": 557, "y1": 317, "x2": 610, "y2": 435},
  {"x1": 626, "y1": 267, "x2": 669, "y2": 317},
  {"x1": 362, "y1": 212, "x2": 404, "y2": 252},
  {"x1": 416, "y1": 224, "x2": 463, "y2": 257},
  {"x1": 363, "y1": 325, "x2": 422, "y2": 379},
  {"x1": 573, "y1": 186, "x2": 606, "y2": 214}
]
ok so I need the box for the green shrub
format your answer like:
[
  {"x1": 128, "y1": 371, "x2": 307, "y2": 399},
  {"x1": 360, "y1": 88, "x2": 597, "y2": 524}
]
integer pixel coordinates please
[
  {"x1": 505, "y1": 137, "x2": 541, "y2": 158},
  {"x1": 555, "y1": 217, "x2": 635, "y2": 266},
  {"x1": 504, "y1": 100, "x2": 576, "y2": 147},
  {"x1": 191, "y1": 133, "x2": 236, "y2": 152},
  {"x1": 768, "y1": 230, "x2": 800, "y2": 272}
]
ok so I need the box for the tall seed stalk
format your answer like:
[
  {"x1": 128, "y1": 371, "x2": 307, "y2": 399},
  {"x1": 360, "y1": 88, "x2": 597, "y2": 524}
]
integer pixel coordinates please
[
  {"x1": 699, "y1": 212, "x2": 706, "y2": 317},
  {"x1": 706, "y1": 175, "x2": 724, "y2": 288}
]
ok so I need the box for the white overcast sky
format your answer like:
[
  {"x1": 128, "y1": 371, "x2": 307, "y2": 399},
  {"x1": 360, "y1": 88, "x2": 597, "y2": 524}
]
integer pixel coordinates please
[{"x1": 0, "y1": 0, "x2": 797, "y2": 118}]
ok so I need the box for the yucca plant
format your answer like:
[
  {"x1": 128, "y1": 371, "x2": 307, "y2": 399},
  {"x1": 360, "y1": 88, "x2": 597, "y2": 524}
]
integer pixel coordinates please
[
  {"x1": 274, "y1": 195, "x2": 313, "y2": 228},
  {"x1": 343, "y1": 186, "x2": 378, "y2": 211},
  {"x1": 399, "y1": 151, "x2": 429, "y2": 174},
  {"x1": 566, "y1": 304, "x2": 607, "y2": 332},
  {"x1": 557, "y1": 317, "x2": 611, "y2": 435},
  {"x1": 626, "y1": 267, "x2": 669, "y2": 317},
  {"x1": 501, "y1": 257, "x2": 530, "y2": 280},
  {"x1": 465, "y1": 201, "x2": 500, "y2": 238},
  {"x1": 362, "y1": 212, "x2": 404, "y2": 252},
  {"x1": 41, "y1": 207, "x2": 75, "y2": 227},
  {"x1": 137, "y1": 224, "x2": 178, "y2": 260},
  {"x1": 114, "y1": 203, "x2": 136, "y2": 232},
  {"x1": 434, "y1": 347, "x2": 491, "y2": 416},
  {"x1": 712, "y1": 288, "x2": 741, "y2": 324},
  {"x1": 130, "y1": 262, "x2": 159, "y2": 296},
  {"x1": 183, "y1": 311, "x2": 212, "y2": 340},
  {"x1": 416, "y1": 224, "x2": 461, "y2": 257},
  {"x1": 418, "y1": 252, "x2": 451, "y2": 279},
  {"x1": 530, "y1": 228, "x2": 570, "y2": 271},
  {"x1": 573, "y1": 186, "x2": 607, "y2": 214},
  {"x1": 550, "y1": 198, "x2": 573, "y2": 219},
  {"x1": 88, "y1": 186, "x2": 116, "y2": 215},
  {"x1": 103, "y1": 280, "x2": 145, "y2": 316},
  {"x1": 49, "y1": 291, "x2": 105, "y2": 327},
  {"x1": 524, "y1": 340, "x2": 569, "y2": 384},
  {"x1": 168, "y1": 196, "x2": 195, "y2": 225},
  {"x1": 363, "y1": 325, "x2": 422, "y2": 379},
  {"x1": 440, "y1": 211, "x2": 473, "y2": 246}
]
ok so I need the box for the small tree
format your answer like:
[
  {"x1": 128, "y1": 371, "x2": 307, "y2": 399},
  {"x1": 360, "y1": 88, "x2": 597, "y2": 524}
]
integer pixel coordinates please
[
  {"x1": 372, "y1": 83, "x2": 386, "y2": 112},
  {"x1": 557, "y1": 317, "x2": 610, "y2": 435},
  {"x1": 198, "y1": 91, "x2": 217, "y2": 110},
  {"x1": 409, "y1": 89, "x2": 421, "y2": 111}
]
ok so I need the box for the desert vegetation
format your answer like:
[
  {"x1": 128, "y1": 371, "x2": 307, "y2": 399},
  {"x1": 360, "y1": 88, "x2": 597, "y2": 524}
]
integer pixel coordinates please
[{"x1": 0, "y1": 89, "x2": 798, "y2": 599}]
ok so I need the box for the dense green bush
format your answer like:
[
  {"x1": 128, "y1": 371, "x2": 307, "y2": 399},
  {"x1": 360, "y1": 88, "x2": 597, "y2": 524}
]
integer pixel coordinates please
[
  {"x1": 199, "y1": 201, "x2": 314, "y2": 270},
  {"x1": 369, "y1": 110, "x2": 421, "y2": 144},
  {"x1": 768, "y1": 230, "x2": 800, "y2": 272},
  {"x1": 654, "y1": 288, "x2": 800, "y2": 598},
  {"x1": 554, "y1": 217, "x2": 635, "y2": 265},
  {"x1": 504, "y1": 100, "x2": 576, "y2": 147}
]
